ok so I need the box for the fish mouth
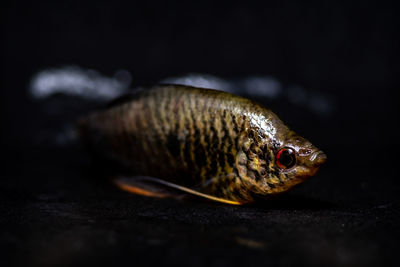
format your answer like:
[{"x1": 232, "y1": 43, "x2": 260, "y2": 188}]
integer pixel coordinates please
[{"x1": 310, "y1": 151, "x2": 327, "y2": 166}]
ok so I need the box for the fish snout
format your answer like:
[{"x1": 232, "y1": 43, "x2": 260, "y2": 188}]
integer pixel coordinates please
[{"x1": 309, "y1": 151, "x2": 327, "y2": 167}]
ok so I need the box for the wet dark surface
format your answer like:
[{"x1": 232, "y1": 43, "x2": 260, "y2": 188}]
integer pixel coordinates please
[
  {"x1": 2, "y1": 1, "x2": 399, "y2": 266},
  {"x1": 2, "y1": 142, "x2": 399, "y2": 267}
]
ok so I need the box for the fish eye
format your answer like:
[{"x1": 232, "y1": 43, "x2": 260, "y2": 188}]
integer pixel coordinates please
[{"x1": 276, "y1": 147, "x2": 296, "y2": 169}]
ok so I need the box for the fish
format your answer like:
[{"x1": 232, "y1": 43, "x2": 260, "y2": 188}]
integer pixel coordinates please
[{"x1": 78, "y1": 84, "x2": 326, "y2": 205}]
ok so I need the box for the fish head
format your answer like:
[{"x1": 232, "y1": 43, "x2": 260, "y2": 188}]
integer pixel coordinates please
[
  {"x1": 262, "y1": 130, "x2": 327, "y2": 194},
  {"x1": 237, "y1": 128, "x2": 326, "y2": 197},
  {"x1": 242, "y1": 110, "x2": 327, "y2": 196}
]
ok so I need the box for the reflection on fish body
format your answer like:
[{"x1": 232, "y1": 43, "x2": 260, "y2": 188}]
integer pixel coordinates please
[{"x1": 79, "y1": 85, "x2": 326, "y2": 204}]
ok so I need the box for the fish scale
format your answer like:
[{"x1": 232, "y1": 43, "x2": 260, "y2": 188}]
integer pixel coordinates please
[{"x1": 79, "y1": 84, "x2": 326, "y2": 204}]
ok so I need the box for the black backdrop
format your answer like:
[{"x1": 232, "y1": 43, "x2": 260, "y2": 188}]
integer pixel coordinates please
[{"x1": 1, "y1": 1, "x2": 399, "y2": 266}]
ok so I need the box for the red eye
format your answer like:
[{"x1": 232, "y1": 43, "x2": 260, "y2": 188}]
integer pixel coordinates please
[{"x1": 276, "y1": 148, "x2": 296, "y2": 169}]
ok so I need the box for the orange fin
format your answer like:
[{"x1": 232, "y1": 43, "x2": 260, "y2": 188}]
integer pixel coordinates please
[
  {"x1": 113, "y1": 176, "x2": 243, "y2": 205},
  {"x1": 113, "y1": 176, "x2": 178, "y2": 198}
]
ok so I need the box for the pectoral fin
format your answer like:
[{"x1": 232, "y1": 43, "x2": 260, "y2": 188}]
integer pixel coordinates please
[
  {"x1": 113, "y1": 176, "x2": 179, "y2": 198},
  {"x1": 113, "y1": 176, "x2": 243, "y2": 205}
]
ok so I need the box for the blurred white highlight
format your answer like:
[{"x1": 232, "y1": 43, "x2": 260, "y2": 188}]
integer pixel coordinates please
[
  {"x1": 29, "y1": 67, "x2": 333, "y2": 116},
  {"x1": 164, "y1": 73, "x2": 333, "y2": 116},
  {"x1": 162, "y1": 73, "x2": 232, "y2": 92},
  {"x1": 30, "y1": 66, "x2": 131, "y2": 100},
  {"x1": 162, "y1": 73, "x2": 281, "y2": 98},
  {"x1": 240, "y1": 76, "x2": 281, "y2": 97},
  {"x1": 287, "y1": 86, "x2": 333, "y2": 115}
]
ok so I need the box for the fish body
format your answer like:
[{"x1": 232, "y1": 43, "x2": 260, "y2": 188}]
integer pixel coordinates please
[{"x1": 79, "y1": 85, "x2": 326, "y2": 204}]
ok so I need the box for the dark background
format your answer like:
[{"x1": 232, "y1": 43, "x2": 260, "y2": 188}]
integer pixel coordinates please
[{"x1": 1, "y1": 1, "x2": 399, "y2": 266}]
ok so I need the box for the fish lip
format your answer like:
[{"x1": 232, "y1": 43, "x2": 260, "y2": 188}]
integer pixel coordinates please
[{"x1": 310, "y1": 151, "x2": 327, "y2": 166}]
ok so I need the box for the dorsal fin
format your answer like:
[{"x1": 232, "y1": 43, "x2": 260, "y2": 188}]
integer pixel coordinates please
[
  {"x1": 106, "y1": 93, "x2": 140, "y2": 108},
  {"x1": 106, "y1": 84, "x2": 198, "y2": 108}
]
